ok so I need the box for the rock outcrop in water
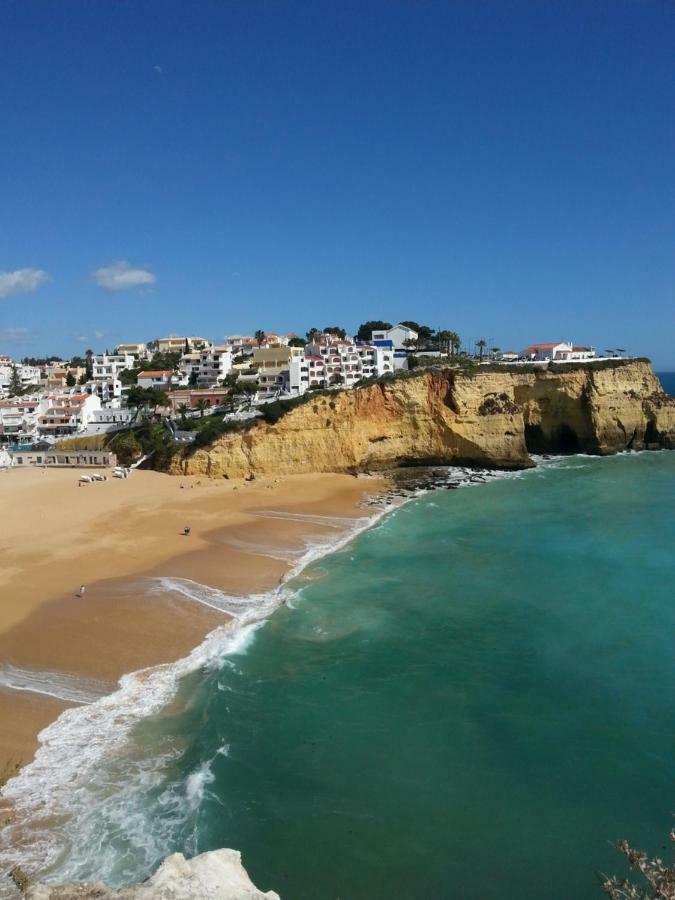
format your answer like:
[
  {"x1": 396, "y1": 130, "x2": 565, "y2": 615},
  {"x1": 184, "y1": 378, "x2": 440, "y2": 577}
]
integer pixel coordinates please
[
  {"x1": 26, "y1": 850, "x2": 280, "y2": 900},
  {"x1": 170, "y1": 360, "x2": 675, "y2": 478}
]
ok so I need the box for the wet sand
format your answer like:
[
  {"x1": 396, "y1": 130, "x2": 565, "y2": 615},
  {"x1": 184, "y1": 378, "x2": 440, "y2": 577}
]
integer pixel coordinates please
[{"x1": 0, "y1": 467, "x2": 384, "y2": 766}]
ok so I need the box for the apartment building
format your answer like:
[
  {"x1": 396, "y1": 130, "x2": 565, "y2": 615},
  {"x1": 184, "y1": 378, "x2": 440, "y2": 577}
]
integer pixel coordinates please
[
  {"x1": 156, "y1": 336, "x2": 210, "y2": 354},
  {"x1": 196, "y1": 345, "x2": 233, "y2": 387},
  {"x1": 288, "y1": 334, "x2": 395, "y2": 395},
  {"x1": 92, "y1": 353, "x2": 135, "y2": 380},
  {"x1": 0, "y1": 397, "x2": 42, "y2": 446},
  {"x1": 37, "y1": 393, "x2": 101, "y2": 438},
  {"x1": 252, "y1": 346, "x2": 303, "y2": 396},
  {"x1": 115, "y1": 342, "x2": 147, "y2": 357}
]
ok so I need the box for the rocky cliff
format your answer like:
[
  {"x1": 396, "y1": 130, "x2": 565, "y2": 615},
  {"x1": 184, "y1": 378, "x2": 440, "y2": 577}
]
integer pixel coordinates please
[
  {"x1": 170, "y1": 360, "x2": 675, "y2": 478},
  {"x1": 26, "y1": 851, "x2": 280, "y2": 900}
]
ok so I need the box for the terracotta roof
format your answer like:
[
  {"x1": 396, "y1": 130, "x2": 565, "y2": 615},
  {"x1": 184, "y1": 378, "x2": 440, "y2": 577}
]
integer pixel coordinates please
[
  {"x1": 138, "y1": 370, "x2": 173, "y2": 377},
  {"x1": 526, "y1": 343, "x2": 561, "y2": 351}
]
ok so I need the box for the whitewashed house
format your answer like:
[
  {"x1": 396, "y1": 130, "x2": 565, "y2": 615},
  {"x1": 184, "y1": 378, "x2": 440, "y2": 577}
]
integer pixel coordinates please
[
  {"x1": 522, "y1": 342, "x2": 596, "y2": 362},
  {"x1": 137, "y1": 370, "x2": 174, "y2": 390},
  {"x1": 370, "y1": 324, "x2": 418, "y2": 351}
]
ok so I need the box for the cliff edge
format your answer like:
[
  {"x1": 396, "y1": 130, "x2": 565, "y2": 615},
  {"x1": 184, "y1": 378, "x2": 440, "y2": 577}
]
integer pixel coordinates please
[
  {"x1": 26, "y1": 850, "x2": 280, "y2": 900},
  {"x1": 170, "y1": 360, "x2": 675, "y2": 478}
]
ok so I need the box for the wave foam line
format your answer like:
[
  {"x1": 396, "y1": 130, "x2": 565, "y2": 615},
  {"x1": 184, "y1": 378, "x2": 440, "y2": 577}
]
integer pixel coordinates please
[
  {"x1": 0, "y1": 499, "x2": 397, "y2": 889},
  {"x1": 0, "y1": 664, "x2": 111, "y2": 705}
]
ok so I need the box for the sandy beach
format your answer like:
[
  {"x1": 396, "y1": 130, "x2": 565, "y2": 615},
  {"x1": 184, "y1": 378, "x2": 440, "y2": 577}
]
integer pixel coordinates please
[{"x1": 0, "y1": 466, "x2": 385, "y2": 766}]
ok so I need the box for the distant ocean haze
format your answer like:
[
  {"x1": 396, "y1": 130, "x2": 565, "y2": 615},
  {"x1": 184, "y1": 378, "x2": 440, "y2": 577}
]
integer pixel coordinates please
[{"x1": 5, "y1": 451, "x2": 675, "y2": 899}]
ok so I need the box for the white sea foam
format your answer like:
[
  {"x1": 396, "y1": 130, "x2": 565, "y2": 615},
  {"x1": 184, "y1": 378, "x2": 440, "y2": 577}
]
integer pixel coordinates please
[
  {"x1": 0, "y1": 499, "x2": 395, "y2": 892},
  {"x1": 0, "y1": 664, "x2": 111, "y2": 705}
]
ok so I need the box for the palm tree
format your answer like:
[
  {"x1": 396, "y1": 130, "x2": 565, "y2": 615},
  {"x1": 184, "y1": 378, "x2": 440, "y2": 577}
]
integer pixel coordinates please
[
  {"x1": 437, "y1": 330, "x2": 451, "y2": 355},
  {"x1": 491, "y1": 347, "x2": 500, "y2": 359},
  {"x1": 195, "y1": 398, "x2": 210, "y2": 417},
  {"x1": 177, "y1": 402, "x2": 189, "y2": 426},
  {"x1": 254, "y1": 330, "x2": 266, "y2": 348},
  {"x1": 476, "y1": 339, "x2": 487, "y2": 362},
  {"x1": 447, "y1": 331, "x2": 461, "y2": 360}
]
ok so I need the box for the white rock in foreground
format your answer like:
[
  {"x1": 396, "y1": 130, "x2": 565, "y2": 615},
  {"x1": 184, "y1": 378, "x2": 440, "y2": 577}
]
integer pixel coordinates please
[{"x1": 27, "y1": 850, "x2": 280, "y2": 900}]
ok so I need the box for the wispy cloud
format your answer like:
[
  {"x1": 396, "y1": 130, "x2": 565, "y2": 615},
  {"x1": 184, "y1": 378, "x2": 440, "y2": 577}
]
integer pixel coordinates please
[
  {"x1": 77, "y1": 335, "x2": 89, "y2": 343},
  {"x1": 0, "y1": 327, "x2": 32, "y2": 342},
  {"x1": 153, "y1": 65, "x2": 163, "y2": 75},
  {"x1": 93, "y1": 261, "x2": 156, "y2": 292},
  {"x1": 0, "y1": 268, "x2": 51, "y2": 299},
  {"x1": 94, "y1": 330, "x2": 105, "y2": 340}
]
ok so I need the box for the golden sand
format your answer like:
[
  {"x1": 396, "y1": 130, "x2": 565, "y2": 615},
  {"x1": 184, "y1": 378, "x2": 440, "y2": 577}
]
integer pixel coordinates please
[{"x1": 0, "y1": 467, "x2": 384, "y2": 764}]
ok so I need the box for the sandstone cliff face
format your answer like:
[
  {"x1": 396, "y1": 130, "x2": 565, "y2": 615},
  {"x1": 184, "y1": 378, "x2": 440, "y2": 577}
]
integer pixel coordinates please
[
  {"x1": 170, "y1": 361, "x2": 675, "y2": 478},
  {"x1": 26, "y1": 850, "x2": 280, "y2": 900}
]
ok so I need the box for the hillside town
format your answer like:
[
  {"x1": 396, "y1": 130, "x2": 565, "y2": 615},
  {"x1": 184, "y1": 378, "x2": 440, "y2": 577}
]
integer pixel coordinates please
[{"x1": 0, "y1": 321, "x2": 617, "y2": 454}]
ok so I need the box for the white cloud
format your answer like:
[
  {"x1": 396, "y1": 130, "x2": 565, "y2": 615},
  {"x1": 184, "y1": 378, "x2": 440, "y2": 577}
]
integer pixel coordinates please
[
  {"x1": 94, "y1": 330, "x2": 105, "y2": 339},
  {"x1": 0, "y1": 327, "x2": 31, "y2": 342},
  {"x1": 154, "y1": 65, "x2": 163, "y2": 74},
  {"x1": 0, "y1": 268, "x2": 51, "y2": 299},
  {"x1": 77, "y1": 335, "x2": 89, "y2": 342},
  {"x1": 93, "y1": 261, "x2": 156, "y2": 292}
]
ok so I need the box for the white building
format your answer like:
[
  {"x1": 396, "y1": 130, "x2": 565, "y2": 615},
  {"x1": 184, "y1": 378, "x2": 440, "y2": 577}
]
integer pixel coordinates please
[
  {"x1": 92, "y1": 353, "x2": 135, "y2": 381},
  {"x1": 288, "y1": 334, "x2": 396, "y2": 395},
  {"x1": 0, "y1": 363, "x2": 41, "y2": 394},
  {"x1": 226, "y1": 335, "x2": 257, "y2": 356},
  {"x1": 0, "y1": 397, "x2": 42, "y2": 445},
  {"x1": 37, "y1": 393, "x2": 101, "y2": 438},
  {"x1": 371, "y1": 324, "x2": 418, "y2": 351},
  {"x1": 84, "y1": 377, "x2": 122, "y2": 402},
  {"x1": 196, "y1": 345, "x2": 233, "y2": 387},
  {"x1": 137, "y1": 370, "x2": 174, "y2": 390},
  {"x1": 522, "y1": 342, "x2": 596, "y2": 362},
  {"x1": 178, "y1": 352, "x2": 201, "y2": 385}
]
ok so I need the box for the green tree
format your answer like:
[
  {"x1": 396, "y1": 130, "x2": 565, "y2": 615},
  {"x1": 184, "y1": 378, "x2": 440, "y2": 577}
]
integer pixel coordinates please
[
  {"x1": 306, "y1": 328, "x2": 321, "y2": 343},
  {"x1": 400, "y1": 320, "x2": 420, "y2": 332},
  {"x1": 437, "y1": 330, "x2": 452, "y2": 354},
  {"x1": 356, "y1": 321, "x2": 392, "y2": 342},
  {"x1": 78, "y1": 372, "x2": 88, "y2": 385},
  {"x1": 177, "y1": 402, "x2": 189, "y2": 425},
  {"x1": 8, "y1": 366, "x2": 22, "y2": 396},
  {"x1": 196, "y1": 398, "x2": 210, "y2": 417},
  {"x1": 288, "y1": 336, "x2": 306, "y2": 347},
  {"x1": 403, "y1": 338, "x2": 418, "y2": 352},
  {"x1": 65, "y1": 371, "x2": 76, "y2": 387},
  {"x1": 324, "y1": 326, "x2": 347, "y2": 339},
  {"x1": 476, "y1": 339, "x2": 487, "y2": 362},
  {"x1": 108, "y1": 430, "x2": 142, "y2": 466},
  {"x1": 447, "y1": 331, "x2": 461, "y2": 359},
  {"x1": 415, "y1": 325, "x2": 434, "y2": 350},
  {"x1": 85, "y1": 350, "x2": 94, "y2": 380},
  {"x1": 255, "y1": 329, "x2": 266, "y2": 347}
]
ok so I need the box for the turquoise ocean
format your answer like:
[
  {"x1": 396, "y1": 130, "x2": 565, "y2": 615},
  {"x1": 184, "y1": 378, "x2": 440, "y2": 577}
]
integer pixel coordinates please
[{"x1": 2, "y1": 373, "x2": 674, "y2": 899}]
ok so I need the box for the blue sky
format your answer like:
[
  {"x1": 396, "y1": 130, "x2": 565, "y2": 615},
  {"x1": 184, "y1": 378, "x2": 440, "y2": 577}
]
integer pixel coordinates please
[{"x1": 1, "y1": 1, "x2": 673, "y2": 366}]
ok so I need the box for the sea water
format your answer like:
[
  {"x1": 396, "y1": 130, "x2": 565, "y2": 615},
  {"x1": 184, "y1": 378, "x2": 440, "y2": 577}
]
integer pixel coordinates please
[{"x1": 3, "y1": 451, "x2": 675, "y2": 899}]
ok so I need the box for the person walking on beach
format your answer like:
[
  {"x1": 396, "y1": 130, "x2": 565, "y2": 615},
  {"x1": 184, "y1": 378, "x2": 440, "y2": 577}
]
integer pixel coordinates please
[
  {"x1": 78, "y1": 585, "x2": 86, "y2": 598},
  {"x1": 183, "y1": 526, "x2": 191, "y2": 536}
]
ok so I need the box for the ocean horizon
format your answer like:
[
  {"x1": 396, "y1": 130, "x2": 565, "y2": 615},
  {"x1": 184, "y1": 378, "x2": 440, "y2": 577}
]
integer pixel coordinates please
[{"x1": 2, "y1": 449, "x2": 675, "y2": 899}]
